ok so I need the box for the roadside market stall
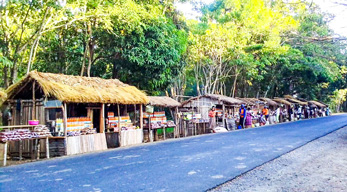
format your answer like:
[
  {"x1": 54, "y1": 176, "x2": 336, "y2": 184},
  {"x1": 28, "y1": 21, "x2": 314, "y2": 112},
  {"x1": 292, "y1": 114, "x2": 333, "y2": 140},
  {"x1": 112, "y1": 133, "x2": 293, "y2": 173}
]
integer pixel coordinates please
[
  {"x1": 144, "y1": 96, "x2": 181, "y2": 141},
  {"x1": 180, "y1": 94, "x2": 244, "y2": 134},
  {"x1": 272, "y1": 97, "x2": 294, "y2": 122},
  {"x1": 2, "y1": 71, "x2": 148, "y2": 161},
  {"x1": 237, "y1": 98, "x2": 266, "y2": 126},
  {"x1": 308, "y1": 100, "x2": 327, "y2": 117},
  {"x1": 284, "y1": 95, "x2": 308, "y2": 106},
  {"x1": 259, "y1": 97, "x2": 278, "y2": 110}
]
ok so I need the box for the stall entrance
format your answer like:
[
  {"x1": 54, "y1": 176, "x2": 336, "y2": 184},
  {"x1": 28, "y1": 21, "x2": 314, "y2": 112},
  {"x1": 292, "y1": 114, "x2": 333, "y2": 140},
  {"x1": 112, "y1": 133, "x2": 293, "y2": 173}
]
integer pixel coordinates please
[{"x1": 93, "y1": 109, "x2": 101, "y2": 133}]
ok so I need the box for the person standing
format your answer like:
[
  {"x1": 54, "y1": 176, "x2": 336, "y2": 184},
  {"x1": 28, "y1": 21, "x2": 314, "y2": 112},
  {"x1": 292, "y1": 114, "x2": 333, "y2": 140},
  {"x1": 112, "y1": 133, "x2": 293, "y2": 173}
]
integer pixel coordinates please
[
  {"x1": 305, "y1": 106, "x2": 310, "y2": 119},
  {"x1": 262, "y1": 106, "x2": 269, "y2": 121},
  {"x1": 326, "y1": 107, "x2": 330, "y2": 116},
  {"x1": 297, "y1": 106, "x2": 302, "y2": 120},
  {"x1": 239, "y1": 104, "x2": 247, "y2": 129},
  {"x1": 275, "y1": 106, "x2": 281, "y2": 123},
  {"x1": 209, "y1": 106, "x2": 216, "y2": 130},
  {"x1": 288, "y1": 106, "x2": 294, "y2": 121},
  {"x1": 245, "y1": 107, "x2": 253, "y2": 128}
]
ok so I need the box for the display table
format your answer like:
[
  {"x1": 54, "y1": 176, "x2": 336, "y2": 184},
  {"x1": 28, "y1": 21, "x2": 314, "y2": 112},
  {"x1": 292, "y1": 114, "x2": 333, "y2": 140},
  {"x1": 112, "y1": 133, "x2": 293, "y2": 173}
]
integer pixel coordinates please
[
  {"x1": 66, "y1": 133, "x2": 107, "y2": 155},
  {"x1": 120, "y1": 129, "x2": 143, "y2": 147},
  {"x1": 1, "y1": 137, "x2": 50, "y2": 166}
]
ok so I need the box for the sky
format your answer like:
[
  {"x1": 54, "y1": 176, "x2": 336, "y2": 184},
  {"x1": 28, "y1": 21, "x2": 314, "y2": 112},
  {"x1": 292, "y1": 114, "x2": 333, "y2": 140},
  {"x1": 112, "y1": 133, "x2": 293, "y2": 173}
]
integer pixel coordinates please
[{"x1": 175, "y1": 0, "x2": 347, "y2": 37}]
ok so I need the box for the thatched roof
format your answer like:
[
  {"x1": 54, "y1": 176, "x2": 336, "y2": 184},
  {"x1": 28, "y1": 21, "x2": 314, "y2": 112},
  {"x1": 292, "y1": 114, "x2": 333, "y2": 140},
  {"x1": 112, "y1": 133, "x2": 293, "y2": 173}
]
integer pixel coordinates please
[
  {"x1": 0, "y1": 89, "x2": 6, "y2": 105},
  {"x1": 148, "y1": 96, "x2": 181, "y2": 108},
  {"x1": 6, "y1": 71, "x2": 149, "y2": 104},
  {"x1": 308, "y1": 101, "x2": 326, "y2": 108},
  {"x1": 273, "y1": 98, "x2": 293, "y2": 106},
  {"x1": 181, "y1": 94, "x2": 244, "y2": 106},
  {"x1": 284, "y1": 95, "x2": 308, "y2": 105},
  {"x1": 259, "y1": 97, "x2": 278, "y2": 106},
  {"x1": 203, "y1": 94, "x2": 245, "y2": 105},
  {"x1": 237, "y1": 98, "x2": 264, "y2": 106}
]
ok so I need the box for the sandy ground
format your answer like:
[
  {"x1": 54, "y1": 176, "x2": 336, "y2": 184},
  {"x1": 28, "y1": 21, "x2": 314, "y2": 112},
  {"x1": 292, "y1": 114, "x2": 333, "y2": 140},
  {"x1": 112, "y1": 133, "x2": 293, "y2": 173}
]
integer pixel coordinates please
[{"x1": 211, "y1": 126, "x2": 347, "y2": 192}]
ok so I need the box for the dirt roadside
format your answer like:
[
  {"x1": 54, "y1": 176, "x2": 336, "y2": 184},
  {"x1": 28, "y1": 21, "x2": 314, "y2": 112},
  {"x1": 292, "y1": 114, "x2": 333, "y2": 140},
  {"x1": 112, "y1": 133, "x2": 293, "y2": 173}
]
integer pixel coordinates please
[{"x1": 211, "y1": 126, "x2": 347, "y2": 192}]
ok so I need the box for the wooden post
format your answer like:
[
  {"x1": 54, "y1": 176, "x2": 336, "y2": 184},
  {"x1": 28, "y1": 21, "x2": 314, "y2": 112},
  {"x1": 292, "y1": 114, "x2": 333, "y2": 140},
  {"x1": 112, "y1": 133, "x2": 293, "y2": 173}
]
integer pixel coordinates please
[
  {"x1": 32, "y1": 81, "x2": 36, "y2": 120},
  {"x1": 140, "y1": 105, "x2": 143, "y2": 129},
  {"x1": 19, "y1": 140, "x2": 23, "y2": 160},
  {"x1": 46, "y1": 137, "x2": 50, "y2": 159},
  {"x1": 100, "y1": 104, "x2": 105, "y2": 133},
  {"x1": 174, "y1": 107, "x2": 179, "y2": 138},
  {"x1": 222, "y1": 104, "x2": 225, "y2": 128},
  {"x1": 62, "y1": 102, "x2": 68, "y2": 155},
  {"x1": 163, "y1": 125, "x2": 166, "y2": 140},
  {"x1": 3, "y1": 142, "x2": 7, "y2": 166},
  {"x1": 36, "y1": 139, "x2": 41, "y2": 160},
  {"x1": 149, "y1": 115, "x2": 153, "y2": 142},
  {"x1": 193, "y1": 106, "x2": 196, "y2": 135},
  {"x1": 63, "y1": 103, "x2": 68, "y2": 136},
  {"x1": 117, "y1": 104, "x2": 121, "y2": 147},
  {"x1": 134, "y1": 104, "x2": 137, "y2": 126}
]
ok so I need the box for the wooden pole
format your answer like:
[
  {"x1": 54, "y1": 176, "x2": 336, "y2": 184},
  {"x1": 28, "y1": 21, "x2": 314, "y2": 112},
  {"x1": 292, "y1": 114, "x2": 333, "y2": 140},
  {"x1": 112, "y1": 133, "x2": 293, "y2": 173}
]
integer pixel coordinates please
[
  {"x1": 36, "y1": 139, "x2": 41, "y2": 160},
  {"x1": 46, "y1": 137, "x2": 50, "y2": 159},
  {"x1": 63, "y1": 102, "x2": 68, "y2": 155},
  {"x1": 140, "y1": 105, "x2": 143, "y2": 129},
  {"x1": 19, "y1": 140, "x2": 23, "y2": 160},
  {"x1": 134, "y1": 104, "x2": 137, "y2": 126},
  {"x1": 149, "y1": 114, "x2": 153, "y2": 142},
  {"x1": 222, "y1": 104, "x2": 225, "y2": 128},
  {"x1": 32, "y1": 81, "x2": 36, "y2": 120},
  {"x1": 100, "y1": 104, "x2": 105, "y2": 133},
  {"x1": 63, "y1": 103, "x2": 68, "y2": 137},
  {"x1": 175, "y1": 107, "x2": 179, "y2": 138},
  {"x1": 3, "y1": 142, "x2": 7, "y2": 166},
  {"x1": 117, "y1": 104, "x2": 121, "y2": 147}
]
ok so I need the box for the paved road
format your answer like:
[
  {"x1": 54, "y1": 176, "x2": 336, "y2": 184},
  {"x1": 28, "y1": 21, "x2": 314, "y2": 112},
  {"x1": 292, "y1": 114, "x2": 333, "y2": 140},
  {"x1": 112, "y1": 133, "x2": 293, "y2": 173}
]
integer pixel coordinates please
[{"x1": 1, "y1": 114, "x2": 347, "y2": 192}]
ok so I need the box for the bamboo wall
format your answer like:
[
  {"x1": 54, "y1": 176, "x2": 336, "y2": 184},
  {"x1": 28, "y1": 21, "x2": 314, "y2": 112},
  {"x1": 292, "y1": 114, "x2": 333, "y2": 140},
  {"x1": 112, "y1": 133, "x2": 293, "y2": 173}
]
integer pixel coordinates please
[{"x1": 9, "y1": 99, "x2": 45, "y2": 126}]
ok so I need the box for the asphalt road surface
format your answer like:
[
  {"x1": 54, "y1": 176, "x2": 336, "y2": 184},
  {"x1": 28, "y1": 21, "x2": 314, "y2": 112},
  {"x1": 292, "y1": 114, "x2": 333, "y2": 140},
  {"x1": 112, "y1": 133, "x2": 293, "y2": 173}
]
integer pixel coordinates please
[{"x1": 1, "y1": 114, "x2": 347, "y2": 192}]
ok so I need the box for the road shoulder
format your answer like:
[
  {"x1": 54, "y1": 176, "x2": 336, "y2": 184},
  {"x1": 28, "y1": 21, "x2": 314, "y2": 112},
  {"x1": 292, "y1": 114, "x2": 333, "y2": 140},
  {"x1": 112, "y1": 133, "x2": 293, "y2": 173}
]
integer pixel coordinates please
[{"x1": 211, "y1": 126, "x2": 347, "y2": 192}]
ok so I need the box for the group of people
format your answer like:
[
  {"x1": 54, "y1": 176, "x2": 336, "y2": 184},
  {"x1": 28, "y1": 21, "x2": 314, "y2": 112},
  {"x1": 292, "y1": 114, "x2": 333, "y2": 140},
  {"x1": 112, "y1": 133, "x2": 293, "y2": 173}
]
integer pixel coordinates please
[
  {"x1": 208, "y1": 104, "x2": 330, "y2": 130},
  {"x1": 238, "y1": 104, "x2": 330, "y2": 129}
]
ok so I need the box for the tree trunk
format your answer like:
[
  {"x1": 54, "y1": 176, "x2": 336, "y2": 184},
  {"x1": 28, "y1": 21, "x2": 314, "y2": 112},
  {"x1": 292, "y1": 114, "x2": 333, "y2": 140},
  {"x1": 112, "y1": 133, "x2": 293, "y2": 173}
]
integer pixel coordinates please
[
  {"x1": 3, "y1": 66, "x2": 9, "y2": 88},
  {"x1": 232, "y1": 73, "x2": 238, "y2": 97}
]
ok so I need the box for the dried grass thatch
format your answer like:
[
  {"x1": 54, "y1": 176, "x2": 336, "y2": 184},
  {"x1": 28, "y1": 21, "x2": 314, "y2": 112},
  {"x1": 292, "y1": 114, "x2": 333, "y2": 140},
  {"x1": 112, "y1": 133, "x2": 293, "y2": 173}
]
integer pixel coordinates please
[
  {"x1": 6, "y1": 71, "x2": 149, "y2": 104},
  {"x1": 204, "y1": 94, "x2": 244, "y2": 105},
  {"x1": 259, "y1": 97, "x2": 278, "y2": 106},
  {"x1": 181, "y1": 94, "x2": 244, "y2": 106},
  {"x1": 308, "y1": 101, "x2": 326, "y2": 108},
  {"x1": 284, "y1": 95, "x2": 308, "y2": 105},
  {"x1": 148, "y1": 96, "x2": 181, "y2": 108},
  {"x1": 237, "y1": 98, "x2": 264, "y2": 106},
  {"x1": 0, "y1": 89, "x2": 6, "y2": 105},
  {"x1": 273, "y1": 98, "x2": 293, "y2": 106}
]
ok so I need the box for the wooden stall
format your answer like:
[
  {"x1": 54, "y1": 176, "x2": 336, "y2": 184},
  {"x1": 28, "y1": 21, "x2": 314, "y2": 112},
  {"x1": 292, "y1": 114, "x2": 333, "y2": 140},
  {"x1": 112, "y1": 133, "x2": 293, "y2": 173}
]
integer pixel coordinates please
[
  {"x1": 2, "y1": 71, "x2": 148, "y2": 159},
  {"x1": 144, "y1": 96, "x2": 181, "y2": 141},
  {"x1": 259, "y1": 97, "x2": 279, "y2": 110},
  {"x1": 284, "y1": 95, "x2": 308, "y2": 106},
  {"x1": 105, "y1": 104, "x2": 146, "y2": 147},
  {"x1": 180, "y1": 94, "x2": 244, "y2": 134}
]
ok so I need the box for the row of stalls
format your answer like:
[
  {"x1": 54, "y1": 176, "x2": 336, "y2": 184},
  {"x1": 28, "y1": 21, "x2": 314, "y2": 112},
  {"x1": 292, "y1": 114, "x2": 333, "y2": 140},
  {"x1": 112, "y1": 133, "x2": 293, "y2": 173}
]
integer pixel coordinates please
[
  {"x1": 0, "y1": 71, "x2": 329, "y2": 166},
  {"x1": 0, "y1": 71, "x2": 149, "y2": 165},
  {"x1": 178, "y1": 94, "x2": 329, "y2": 130}
]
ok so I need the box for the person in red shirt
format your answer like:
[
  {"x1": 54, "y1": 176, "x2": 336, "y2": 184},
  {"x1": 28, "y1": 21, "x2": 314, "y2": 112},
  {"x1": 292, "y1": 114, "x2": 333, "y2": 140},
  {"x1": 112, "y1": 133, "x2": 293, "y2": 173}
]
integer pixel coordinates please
[{"x1": 209, "y1": 106, "x2": 216, "y2": 130}]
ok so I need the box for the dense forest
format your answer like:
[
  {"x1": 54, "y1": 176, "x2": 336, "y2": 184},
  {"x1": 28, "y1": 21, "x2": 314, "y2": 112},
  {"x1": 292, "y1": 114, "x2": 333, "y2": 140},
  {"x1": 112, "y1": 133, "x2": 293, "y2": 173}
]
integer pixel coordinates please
[{"x1": 0, "y1": 0, "x2": 346, "y2": 111}]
